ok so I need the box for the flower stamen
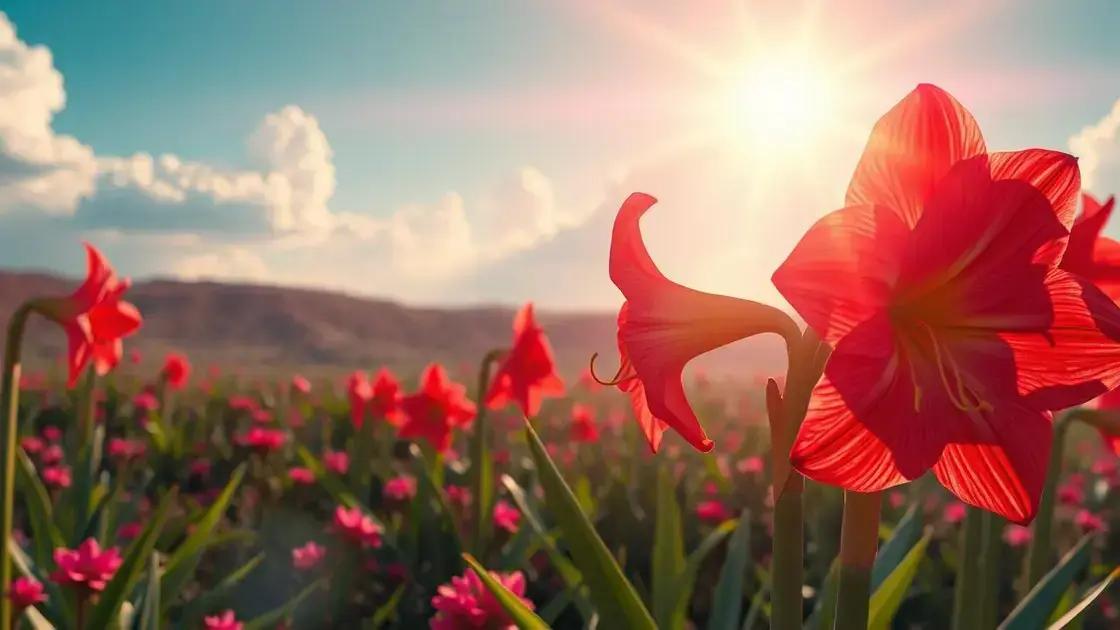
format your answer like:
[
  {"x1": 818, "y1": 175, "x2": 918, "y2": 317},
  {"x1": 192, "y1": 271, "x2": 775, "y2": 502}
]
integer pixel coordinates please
[
  {"x1": 588, "y1": 352, "x2": 634, "y2": 386},
  {"x1": 918, "y1": 323, "x2": 992, "y2": 414}
]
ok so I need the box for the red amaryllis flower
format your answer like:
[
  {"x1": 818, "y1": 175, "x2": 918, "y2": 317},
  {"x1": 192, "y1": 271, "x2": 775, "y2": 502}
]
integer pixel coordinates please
[
  {"x1": 696, "y1": 499, "x2": 731, "y2": 525},
  {"x1": 288, "y1": 467, "x2": 316, "y2": 485},
  {"x1": 36, "y1": 244, "x2": 142, "y2": 387},
  {"x1": 484, "y1": 303, "x2": 565, "y2": 417},
  {"x1": 8, "y1": 576, "x2": 45, "y2": 610},
  {"x1": 492, "y1": 500, "x2": 520, "y2": 534},
  {"x1": 1075, "y1": 509, "x2": 1107, "y2": 533},
  {"x1": 161, "y1": 352, "x2": 190, "y2": 390},
  {"x1": 399, "y1": 364, "x2": 477, "y2": 453},
  {"x1": 446, "y1": 485, "x2": 472, "y2": 509},
  {"x1": 107, "y1": 438, "x2": 146, "y2": 463},
  {"x1": 1004, "y1": 524, "x2": 1033, "y2": 547},
  {"x1": 41, "y1": 427, "x2": 62, "y2": 443},
  {"x1": 291, "y1": 541, "x2": 326, "y2": 571},
  {"x1": 431, "y1": 569, "x2": 533, "y2": 630},
  {"x1": 290, "y1": 374, "x2": 312, "y2": 396},
  {"x1": 371, "y1": 367, "x2": 406, "y2": 426},
  {"x1": 570, "y1": 403, "x2": 600, "y2": 443},
  {"x1": 346, "y1": 371, "x2": 373, "y2": 428},
  {"x1": 203, "y1": 610, "x2": 243, "y2": 630},
  {"x1": 323, "y1": 449, "x2": 350, "y2": 475},
  {"x1": 50, "y1": 538, "x2": 122, "y2": 593},
  {"x1": 332, "y1": 506, "x2": 383, "y2": 548},
  {"x1": 40, "y1": 444, "x2": 63, "y2": 466},
  {"x1": 234, "y1": 427, "x2": 287, "y2": 453},
  {"x1": 41, "y1": 465, "x2": 71, "y2": 489},
  {"x1": 595, "y1": 194, "x2": 796, "y2": 453},
  {"x1": 19, "y1": 436, "x2": 43, "y2": 455},
  {"x1": 1061, "y1": 193, "x2": 1120, "y2": 301},
  {"x1": 772, "y1": 84, "x2": 1120, "y2": 524},
  {"x1": 943, "y1": 502, "x2": 967, "y2": 525}
]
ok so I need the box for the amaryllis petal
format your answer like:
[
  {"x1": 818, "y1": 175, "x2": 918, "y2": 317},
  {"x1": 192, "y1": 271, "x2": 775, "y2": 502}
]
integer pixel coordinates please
[
  {"x1": 609, "y1": 307, "x2": 669, "y2": 452},
  {"x1": 92, "y1": 338, "x2": 124, "y2": 375},
  {"x1": 772, "y1": 204, "x2": 909, "y2": 345},
  {"x1": 88, "y1": 301, "x2": 143, "y2": 340},
  {"x1": 1002, "y1": 269, "x2": 1120, "y2": 410},
  {"x1": 69, "y1": 242, "x2": 118, "y2": 312},
  {"x1": 931, "y1": 400, "x2": 1051, "y2": 524},
  {"x1": 846, "y1": 83, "x2": 986, "y2": 228},
  {"x1": 608, "y1": 193, "x2": 794, "y2": 452},
  {"x1": 64, "y1": 321, "x2": 93, "y2": 387},
  {"x1": 1066, "y1": 193, "x2": 1116, "y2": 270}
]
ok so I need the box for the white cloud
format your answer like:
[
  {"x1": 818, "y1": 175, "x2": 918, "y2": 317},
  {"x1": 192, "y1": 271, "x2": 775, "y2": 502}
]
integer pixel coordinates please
[
  {"x1": 0, "y1": 13, "x2": 97, "y2": 214},
  {"x1": 1071, "y1": 98, "x2": 1120, "y2": 194}
]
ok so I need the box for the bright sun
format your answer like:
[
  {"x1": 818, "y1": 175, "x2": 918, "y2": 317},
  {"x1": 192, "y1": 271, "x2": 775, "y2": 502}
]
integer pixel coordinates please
[{"x1": 723, "y1": 52, "x2": 838, "y2": 155}]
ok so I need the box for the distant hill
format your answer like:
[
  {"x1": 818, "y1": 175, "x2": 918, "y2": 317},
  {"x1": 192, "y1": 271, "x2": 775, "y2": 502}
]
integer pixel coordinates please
[{"x1": 0, "y1": 270, "x2": 787, "y2": 380}]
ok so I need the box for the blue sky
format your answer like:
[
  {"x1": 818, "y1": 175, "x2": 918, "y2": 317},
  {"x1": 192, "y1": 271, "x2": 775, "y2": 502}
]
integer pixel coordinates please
[{"x1": 1, "y1": 1, "x2": 1119, "y2": 309}]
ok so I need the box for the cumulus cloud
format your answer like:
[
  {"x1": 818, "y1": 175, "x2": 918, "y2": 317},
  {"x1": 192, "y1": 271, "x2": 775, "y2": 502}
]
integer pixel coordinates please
[
  {"x1": 0, "y1": 14, "x2": 97, "y2": 214},
  {"x1": 1071, "y1": 98, "x2": 1120, "y2": 194},
  {"x1": 172, "y1": 247, "x2": 269, "y2": 283}
]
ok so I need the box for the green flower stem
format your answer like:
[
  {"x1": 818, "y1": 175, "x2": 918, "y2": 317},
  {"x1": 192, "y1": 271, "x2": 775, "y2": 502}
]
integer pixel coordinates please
[
  {"x1": 771, "y1": 474, "x2": 804, "y2": 630},
  {"x1": 979, "y1": 510, "x2": 1005, "y2": 628},
  {"x1": 952, "y1": 506, "x2": 984, "y2": 630},
  {"x1": 833, "y1": 490, "x2": 881, "y2": 630},
  {"x1": 469, "y1": 349, "x2": 504, "y2": 556},
  {"x1": 1023, "y1": 413, "x2": 1072, "y2": 594},
  {"x1": 0, "y1": 303, "x2": 33, "y2": 630}
]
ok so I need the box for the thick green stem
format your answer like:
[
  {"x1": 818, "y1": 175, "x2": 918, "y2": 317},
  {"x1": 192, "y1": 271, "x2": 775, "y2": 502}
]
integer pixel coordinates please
[
  {"x1": 0, "y1": 303, "x2": 32, "y2": 630},
  {"x1": 771, "y1": 476, "x2": 804, "y2": 630},
  {"x1": 833, "y1": 491, "x2": 881, "y2": 630},
  {"x1": 979, "y1": 510, "x2": 1005, "y2": 627},
  {"x1": 469, "y1": 349, "x2": 504, "y2": 555},
  {"x1": 952, "y1": 506, "x2": 984, "y2": 630},
  {"x1": 1023, "y1": 414, "x2": 1071, "y2": 595}
]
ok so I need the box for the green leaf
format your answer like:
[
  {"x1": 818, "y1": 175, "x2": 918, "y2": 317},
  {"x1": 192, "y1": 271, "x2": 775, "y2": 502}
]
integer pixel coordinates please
[
  {"x1": 160, "y1": 464, "x2": 246, "y2": 610},
  {"x1": 296, "y1": 446, "x2": 361, "y2": 507},
  {"x1": 525, "y1": 421, "x2": 656, "y2": 630},
  {"x1": 134, "y1": 552, "x2": 162, "y2": 630},
  {"x1": 1047, "y1": 567, "x2": 1120, "y2": 630},
  {"x1": 666, "y1": 520, "x2": 736, "y2": 629},
  {"x1": 86, "y1": 488, "x2": 176, "y2": 630},
  {"x1": 652, "y1": 467, "x2": 686, "y2": 629},
  {"x1": 870, "y1": 504, "x2": 921, "y2": 592},
  {"x1": 1000, "y1": 534, "x2": 1095, "y2": 630},
  {"x1": 708, "y1": 509, "x2": 751, "y2": 630},
  {"x1": 463, "y1": 553, "x2": 550, "y2": 630},
  {"x1": 868, "y1": 528, "x2": 932, "y2": 630},
  {"x1": 242, "y1": 578, "x2": 324, "y2": 630},
  {"x1": 15, "y1": 449, "x2": 63, "y2": 567},
  {"x1": 808, "y1": 559, "x2": 841, "y2": 630},
  {"x1": 369, "y1": 583, "x2": 406, "y2": 629}
]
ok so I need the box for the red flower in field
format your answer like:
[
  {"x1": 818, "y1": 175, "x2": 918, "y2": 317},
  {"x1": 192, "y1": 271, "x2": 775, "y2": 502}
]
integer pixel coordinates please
[
  {"x1": 250, "y1": 409, "x2": 272, "y2": 425},
  {"x1": 570, "y1": 404, "x2": 600, "y2": 443},
  {"x1": 1058, "y1": 478, "x2": 1085, "y2": 506},
  {"x1": 323, "y1": 449, "x2": 350, "y2": 475},
  {"x1": 19, "y1": 436, "x2": 43, "y2": 455},
  {"x1": 696, "y1": 499, "x2": 731, "y2": 525},
  {"x1": 430, "y1": 569, "x2": 533, "y2": 630},
  {"x1": 41, "y1": 465, "x2": 70, "y2": 489},
  {"x1": 1075, "y1": 509, "x2": 1106, "y2": 533},
  {"x1": 597, "y1": 195, "x2": 796, "y2": 454},
  {"x1": 772, "y1": 84, "x2": 1120, "y2": 524},
  {"x1": 288, "y1": 467, "x2": 315, "y2": 485},
  {"x1": 189, "y1": 459, "x2": 211, "y2": 478},
  {"x1": 36, "y1": 244, "x2": 143, "y2": 387},
  {"x1": 8, "y1": 576, "x2": 45, "y2": 610},
  {"x1": 161, "y1": 352, "x2": 190, "y2": 390},
  {"x1": 235, "y1": 427, "x2": 286, "y2": 453},
  {"x1": 737, "y1": 456, "x2": 765, "y2": 477},
  {"x1": 40, "y1": 444, "x2": 63, "y2": 466},
  {"x1": 332, "y1": 506, "x2": 383, "y2": 548},
  {"x1": 290, "y1": 374, "x2": 312, "y2": 396},
  {"x1": 41, "y1": 427, "x2": 62, "y2": 443},
  {"x1": 117, "y1": 522, "x2": 142, "y2": 541},
  {"x1": 446, "y1": 485, "x2": 472, "y2": 509},
  {"x1": 371, "y1": 367, "x2": 406, "y2": 426},
  {"x1": 107, "y1": 438, "x2": 146, "y2": 463},
  {"x1": 399, "y1": 364, "x2": 477, "y2": 453},
  {"x1": 1004, "y1": 524, "x2": 1033, "y2": 547},
  {"x1": 203, "y1": 610, "x2": 242, "y2": 630},
  {"x1": 132, "y1": 391, "x2": 159, "y2": 413},
  {"x1": 943, "y1": 502, "x2": 967, "y2": 525},
  {"x1": 227, "y1": 395, "x2": 258, "y2": 413},
  {"x1": 384, "y1": 475, "x2": 417, "y2": 502},
  {"x1": 484, "y1": 303, "x2": 565, "y2": 417},
  {"x1": 347, "y1": 371, "x2": 373, "y2": 428},
  {"x1": 50, "y1": 538, "x2": 122, "y2": 593},
  {"x1": 291, "y1": 541, "x2": 326, "y2": 571},
  {"x1": 492, "y1": 500, "x2": 520, "y2": 534},
  {"x1": 1061, "y1": 193, "x2": 1120, "y2": 301}
]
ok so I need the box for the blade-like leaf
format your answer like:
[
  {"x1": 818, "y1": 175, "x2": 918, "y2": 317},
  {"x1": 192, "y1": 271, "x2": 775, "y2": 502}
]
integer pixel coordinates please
[
  {"x1": 86, "y1": 488, "x2": 176, "y2": 630},
  {"x1": 708, "y1": 510, "x2": 751, "y2": 630},
  {"x1": 296, "y1": 446, "x2": 360, "y2": 508},
  {"x1": 667, "y1": 520, "x2": 736, "y2": 629},
  {"x1": 870, "y1": 504, "x2": 921, "y2": 592},
  {"x1": 242, "y1": 578, "x2": 324, "y2": 630},
  {"x1": 652, "y1": 467, "x2": 685, "y2": 629},
  {"x1": 134, "y1": 552, "x2": 161, "y2": 630},
  {"x1": 369, "y1": 583, "x2": 406, "y2": 629},
  {"x1": 525, "y1": 421, "x2": 656, "y2": 630},
  {"x1": 160, "y1": 464, "x2": 246, "y2": 610},
  {"x1": 15, "y1": 449, "x2": 63, "y2": 567},
  {"x1": 463, "y1": 553, "x2": 549, "y2": 630},
  {"x1": 1046, "y1": 567, "x2": 1120, "y2": 630},
  {"x1": 868, "y1": 528, "x2": 932, "y2": 630},
  {"x1": 1000, "y1": 534, "x2": 1095, "y2": 630}
]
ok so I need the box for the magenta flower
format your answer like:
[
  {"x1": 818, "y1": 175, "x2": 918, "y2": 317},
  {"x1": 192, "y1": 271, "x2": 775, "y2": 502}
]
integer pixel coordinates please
[
  {"x1": 696, "y1": 500, "x2": 731, "y2": 525},
  {"x1": 736, "y1": 456, "x2": 765, "y2": 476},
  {"x1": 323, "y1": 450, "x2": 350, "y2": 475},
  {"x1": 41, "y1": 465, "x2": 71, "y2": 490},
  {"x1": 384, "y1": 475, "x2": 417, "y2": 502},
  {"x1": 1075, "y1": 509, "x2": 1106, "y2": 533},
  {"x1": 19, "y1": 436, "x2": 44, "y2": 455},
  {"x1": 203, "y1": 610, "x2": 243, "y2": 630},
  {"x1": 332, "y1": 506, "x2": 383, "y2": 548},
  {"x1": 8, "y1": 576, "x2": 46, "y2": 610},
  {"x1": 492, "y1": 500, "x2": 520, "y2": 535},
  {"x1": 943, "y1": 502, "x2": 967, "y2": 525},
  {"x1": 288, "y1": 467, "x2": 316, "y2": 485},
  {"x1": 291, "y1": 541, "x2": 326, "y2": 571},
  {"x1": 50, "y1": 538, "x2": 122, "y2": 593},
  {"x1": 430, "y1": 569, "x2": 533, "y2": 630},
  {"x1": 1003, "y1": 525, "x2": 1033, "y2": 548},
  {"x1": 446, "y1": 485, "x2": 472, "y2": 509},
  {"x1": 235, "y1": 427, "x2": 287, "y2": 453}
]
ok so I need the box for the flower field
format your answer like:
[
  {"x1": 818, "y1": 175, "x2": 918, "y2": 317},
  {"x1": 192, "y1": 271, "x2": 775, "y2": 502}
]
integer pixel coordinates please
[{"x1": 4, "y1": 84, "x2": 1120, "y2": 630}]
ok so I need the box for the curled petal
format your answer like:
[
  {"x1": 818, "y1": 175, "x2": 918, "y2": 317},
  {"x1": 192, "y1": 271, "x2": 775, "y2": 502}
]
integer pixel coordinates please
[{"x1": 846, "y1": 83, "x2": 986, "y2": 228}]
